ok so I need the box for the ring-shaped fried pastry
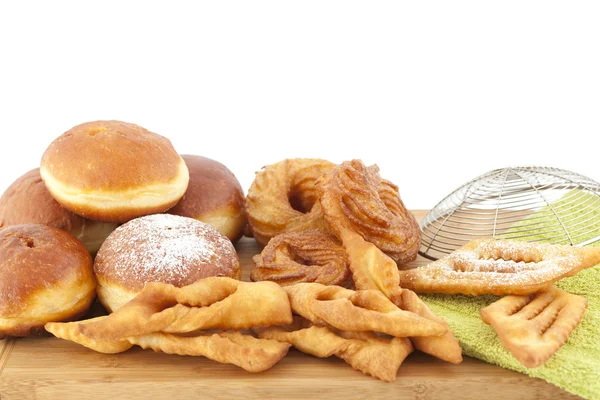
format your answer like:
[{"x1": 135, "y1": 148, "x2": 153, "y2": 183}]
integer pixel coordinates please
[
  {"x1": 251, "y1": 230, "x2": 351, "y2": 287},
  {"x1": 246, "y1": 159, "x2": 334, "y2": 245}
]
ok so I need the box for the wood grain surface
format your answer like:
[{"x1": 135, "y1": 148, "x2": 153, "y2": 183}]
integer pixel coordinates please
[{"x1": 0, "y1": 211, "x2": 580, "y2": 400}]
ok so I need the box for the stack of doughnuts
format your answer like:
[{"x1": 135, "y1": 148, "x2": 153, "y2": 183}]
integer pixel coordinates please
[{"x1": 0, "y1": 120, "x2": 245, "y2": 336}]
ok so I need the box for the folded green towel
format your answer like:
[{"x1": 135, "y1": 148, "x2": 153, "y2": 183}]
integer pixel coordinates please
[{"x1": 421, "y1": 191, "x2": 600, "y2": 400}]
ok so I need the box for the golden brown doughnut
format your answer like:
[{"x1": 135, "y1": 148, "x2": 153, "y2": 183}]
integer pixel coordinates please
[
  {"x1": 318, "y1": 160, "x2": 421, "y2": 266},
  {"x1": 246, "y1": 159, "x2": 334, "y2": 245},
  {"x1": 40, "y1": 120, "x2": 189, "y2": 223},
  {"x1": 251, "y1": 230, "x2": 352, "y2": 287},
  {"x1": 0, "y1": 224, "x2": 95, "y2": 338},
  {"x1": 168, "y1": 155, "x2": 246, "y2": 243},
  {"x1": 94, "y1": 214, "x2": 241, "y2": 311},
  {"x1": 0, "y1": 169, "x2": 118, "y2": 253}
]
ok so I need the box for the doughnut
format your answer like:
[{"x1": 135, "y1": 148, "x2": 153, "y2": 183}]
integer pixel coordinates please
[
  {"x1": 94, "y1": 214, "x2": 241, "y2": 311},
  {"x1": 0, "y1": 224, "x2": 95, "y2": 338},
  {"x1": 251, "y1": 230, "x2": 351, "y2": 287},
  {"x1": 168, "y1": 155, "x2": 246, "y2": 243},
  {"x1": 318, "y1": 160, "x2": 421, "y2": 266},
  {"x1": 246, "y1": 159, "x2": 335, "y2": 246},
  {"x1": 40, "y1": 120, "x2": 189, "y2": 223},
  {"x1": 0, "y1": 169, "x2": 118, "y2": 253}
]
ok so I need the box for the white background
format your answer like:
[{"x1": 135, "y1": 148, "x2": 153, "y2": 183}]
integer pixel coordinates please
[{"x1": 1, "y1": 1, "x2": 598, "y2": 209}]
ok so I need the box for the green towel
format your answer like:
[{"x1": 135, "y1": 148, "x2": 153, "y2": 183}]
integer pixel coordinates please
[{"x1": 421, "y1": 191, "x2": 600, "y2": 399}]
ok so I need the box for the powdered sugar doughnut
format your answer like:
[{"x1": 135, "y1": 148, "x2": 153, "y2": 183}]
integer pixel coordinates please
[{"x1": 94, "y1": 214, "x2": 240, "y2": 311}]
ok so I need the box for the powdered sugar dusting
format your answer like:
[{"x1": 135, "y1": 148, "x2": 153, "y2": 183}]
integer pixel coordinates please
[
  {"x1": 95, "y1": 214, "x2": 239, "y2": 288},
  {"x1": 399, "y1": 239, "x2": 590, "y2": 295}
]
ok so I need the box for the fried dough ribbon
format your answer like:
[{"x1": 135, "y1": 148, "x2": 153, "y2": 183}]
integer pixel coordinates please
[
  {"x1": 340, "y1": 228, "x2": 463, "y2": 364},
  {"x1": 46, "y1": 317, "x2": 290, "y2": 372},
  {"x1": 45, "y1": 278, "x2": 294, "y2": 372},
  {"x1": 284, "y1": 283, "x2": 446, "y2": 338},
  {"x1": 256, "y1": 317, "x2": 413, "y2": 382},
  {"x1": 79, "y1": 277, "x2": 292, "y2": 341}
]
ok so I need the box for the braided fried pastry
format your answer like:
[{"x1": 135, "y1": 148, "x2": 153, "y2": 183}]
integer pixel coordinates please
[{"x1": 318, "y1": 160, "x2": 421, "y2": 266}]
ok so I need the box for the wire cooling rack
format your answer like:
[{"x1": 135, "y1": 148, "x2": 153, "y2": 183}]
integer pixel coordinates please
[{"x1": 419, "y1": 166, "x2": 600, "y2": 260}]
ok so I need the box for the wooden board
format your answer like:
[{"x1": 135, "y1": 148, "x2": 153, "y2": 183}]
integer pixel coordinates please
[{"x1": 0, "y1": 211, "x2": 579, "y2": 400}]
